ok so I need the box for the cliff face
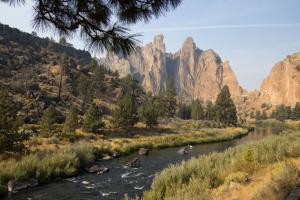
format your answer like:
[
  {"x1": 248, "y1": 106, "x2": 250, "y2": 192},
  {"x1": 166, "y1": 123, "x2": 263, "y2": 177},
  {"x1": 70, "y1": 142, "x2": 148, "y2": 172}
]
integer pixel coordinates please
[
  {"x1": 258, "y1": 52, "x2": 300, "y2": 106},
  {"x1": 102, "y1": 35, "x2": 244, "y2": 103}
]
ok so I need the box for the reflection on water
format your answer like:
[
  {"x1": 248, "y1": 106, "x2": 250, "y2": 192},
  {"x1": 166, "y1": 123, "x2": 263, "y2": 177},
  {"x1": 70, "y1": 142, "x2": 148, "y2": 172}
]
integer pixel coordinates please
[{"x1": 6, "y1": 127, "x2": 283, "y2": 200}]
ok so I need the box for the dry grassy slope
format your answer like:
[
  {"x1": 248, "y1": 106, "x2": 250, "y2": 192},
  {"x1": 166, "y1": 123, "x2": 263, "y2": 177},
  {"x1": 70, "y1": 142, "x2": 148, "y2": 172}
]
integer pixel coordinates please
[
  {"x1": 213, "y1": 158, "x2": 300, "y2": 200},
  {"x1": 0, "y1": 23, "x2": 121, "y2": 122}
]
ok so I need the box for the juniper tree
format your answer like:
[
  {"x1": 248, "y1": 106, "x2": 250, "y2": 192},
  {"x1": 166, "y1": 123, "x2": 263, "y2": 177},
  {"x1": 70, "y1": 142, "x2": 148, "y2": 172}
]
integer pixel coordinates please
[
  {"x1": 191, "y1": 99, "x2": 204, "y2": 120},
  {"x1": 139, "y1": 96, "x2": 159, "y2": 128},
  {"x1": 83, "y1": 103, "x2": 102, "y2": 132},
  {"x1": 112, "y1": 94, "x2": 138, "y2": 128},
  {"x1": 205, "y1": 101, "x2": 215, "y2": 120},
  {"x1": 0, "y1": 86, "x2": 24, "y2": 152},
  {"x1": 63, "y1": 106, "x2": 78, "y2": 135},
  {"x1": 40, "y1": 105, "x2": 56, "y2": 135},
  {"x1": 214, "y1": 86, "x2": 237, "y2": 126}
]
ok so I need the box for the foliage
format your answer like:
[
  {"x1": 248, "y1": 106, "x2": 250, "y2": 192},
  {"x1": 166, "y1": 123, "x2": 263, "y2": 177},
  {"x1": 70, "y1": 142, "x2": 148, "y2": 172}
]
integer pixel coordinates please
[
  {"x1": 138, "y1": 96, "x2": 159, "y2": 128},
  {"x1": 205, "y1": 101, "x2": 215, "y2": 120},
  {"x1": 112, "y1": 94, "x2": 138, "y2": 128},
  {"x1": 214, "y1": 86, "x2": 237, "y2": 125},
  {"x1": 0, "y1": 86, "x2": 24, "y2": 153},
  {"x1": 178, "y1": 104, "x2": 191, "y2": 120},
  {"x1": 82, "y1": 103, "x2": 102, "y2": 132},
  {"x1": 270, "y1": 103, "x2": 300, "y2": 121},
  {"x1": 40, "y1": 105, "x2": 56, "y2": 135},
  {"x1": 191, "y1": 99, "x2": 204, "y2": 120},
  {"x1": 224, "y1": 171, "x2": 249, "y2": 185},
  {"x1": 3, "y1": 0, "x2": 181, "y2": 55},
  {"x1": 0, "y1": 142, "x2": 94, "y2": 194},
  {"x1": 254, "y1": 161, "x2": 300, "y2": 200},
  {"x1": 143, "y1": 130, "x2": 300, "y2": 200},
  {"x1": 63, "y1": 106, "x2": 78, "y2": 135}
]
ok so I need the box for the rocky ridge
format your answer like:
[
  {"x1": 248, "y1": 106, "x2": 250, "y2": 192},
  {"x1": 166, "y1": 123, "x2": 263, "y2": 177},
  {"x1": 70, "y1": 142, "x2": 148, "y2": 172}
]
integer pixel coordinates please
[{"x1": 101, "y1": 35, "x2": 244, "y2": 103}]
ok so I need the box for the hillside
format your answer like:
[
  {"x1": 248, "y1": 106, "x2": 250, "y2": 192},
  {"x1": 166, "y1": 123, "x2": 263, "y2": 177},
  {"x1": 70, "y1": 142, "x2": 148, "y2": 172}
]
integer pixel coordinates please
[{"x1": 0, "y1": 23, "x2": 121, "y2": 123}]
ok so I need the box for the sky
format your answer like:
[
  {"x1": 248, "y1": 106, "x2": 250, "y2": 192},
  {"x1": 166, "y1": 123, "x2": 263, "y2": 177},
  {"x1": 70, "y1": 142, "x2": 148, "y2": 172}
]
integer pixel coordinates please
[{"x1": 0, "y1": 0, "x2": 300, "y2": 90}]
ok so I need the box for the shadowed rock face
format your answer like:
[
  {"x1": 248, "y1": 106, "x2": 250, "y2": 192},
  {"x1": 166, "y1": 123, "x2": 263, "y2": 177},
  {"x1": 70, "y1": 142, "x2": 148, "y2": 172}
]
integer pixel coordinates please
[
  {"x1": 258, "y1": 52, "x2": 300, "y2": 106},
  {"x1": 102, "y1": 35, "x2": 244, "y2": 103}
]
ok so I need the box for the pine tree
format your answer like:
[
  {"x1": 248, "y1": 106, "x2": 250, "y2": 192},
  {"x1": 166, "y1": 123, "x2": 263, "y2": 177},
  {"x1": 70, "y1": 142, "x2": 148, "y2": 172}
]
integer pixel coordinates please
[
  {"x1": 261, "y1": 110, "x2": 268, "y2": 120},
  {"x1": 0, "y1": 86, "x2": 24, "y2": 152},
  {"x1": 205, "y1": 101, "x2": 215, "y2": 120},
  {"x1": 163, "y1": 79, "x2": 177, "y2": 118},
  {"x1": 178, "y1": 104, "x2": 191, "y2": 120},
  {"x1": 293, "y1": 102, "x2": 300, "y2": 120},
  {"x1": 40, "y1": 105, "x2": 56, "y2": 135},
  {"x1": 93, "y1": 66, "x2": 105, "y2": 93},
  {"x1": 58, "y1": 53, "x2": 69, "y2": 101},
  {"x1": 191, "y1": 99, "x2": 204, "y2": 120},
  {"x1": 138, "y1": 96, "x2": 159, "y2": 128},
  {"x1": 215, "y1": 86, "x2": 237, "y2": 126},
  {"x1": 63, "y1": 106, "x2": 78, "y2": 135},
  {"x1": 83, "y1": 103, "x2": 102, "y2": 132},
  {"x1": 255, "y1": 111, "x2": 262, "y2": 120},
  {"x1": 275, "y1": 105, "x2": 286, "y2": 121},
  {"x1": 112, "y1": 94, "x2": 138, "y2": 128},
  {"x1": 77, "y1": 74, "x2": 94, "y2": 109}
]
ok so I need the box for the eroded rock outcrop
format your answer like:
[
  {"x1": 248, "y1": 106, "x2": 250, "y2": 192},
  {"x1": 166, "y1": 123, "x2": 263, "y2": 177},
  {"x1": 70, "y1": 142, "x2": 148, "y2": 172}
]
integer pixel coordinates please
[
  {"x1": 102, "y1": 35, "x2": 244, "y2": 103},
  {"x1": 258, "y1": 52, "x2": 300, "y2": 106}
]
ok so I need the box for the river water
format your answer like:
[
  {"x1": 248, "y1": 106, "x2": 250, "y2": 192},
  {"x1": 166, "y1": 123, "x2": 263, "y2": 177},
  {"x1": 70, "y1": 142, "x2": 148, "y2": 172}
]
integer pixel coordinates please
[{"x1": 6, "y1": 127, "x2": 282, "y2": 200}]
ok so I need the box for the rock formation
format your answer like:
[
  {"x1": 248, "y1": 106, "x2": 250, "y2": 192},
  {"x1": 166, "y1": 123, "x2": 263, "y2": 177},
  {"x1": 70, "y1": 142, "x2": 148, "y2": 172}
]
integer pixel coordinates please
[
  {"x1": 258, "y1": 52, "x2": 300, "y2": 107},
  {"x1": 102, "y1": 35, "x2": 244, "y2": 103}
]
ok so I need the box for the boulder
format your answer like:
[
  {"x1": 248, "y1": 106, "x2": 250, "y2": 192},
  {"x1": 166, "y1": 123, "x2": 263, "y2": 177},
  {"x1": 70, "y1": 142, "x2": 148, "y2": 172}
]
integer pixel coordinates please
[
  {"x1": 85, "y1": 164, "x2": 109, "y2": 175},
  {"x1": 177, "y1": 145, "x2": 191, "y2": 155},
  {"x1": 138, "y1": 148, "x2": 149, "y2": 155},
  {"x1": 8, "y1": 178, "x2": 38, "y2": 193},
  {"x1": 112, "y1": 151, "x2": 121, "y2": 158},
  {"x1": 102, "y1": 154, "x2": 113, "y2": 160},
  {"x1": 126, "y1": 157, "x2": 140, "y2": 168}
]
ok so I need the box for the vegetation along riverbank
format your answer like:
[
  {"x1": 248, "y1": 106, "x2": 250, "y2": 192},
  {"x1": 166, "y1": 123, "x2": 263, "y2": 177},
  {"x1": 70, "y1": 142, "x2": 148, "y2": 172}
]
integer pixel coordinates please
[{"x1": 143, "y1": 127, "x2": 300, "y2": 200}]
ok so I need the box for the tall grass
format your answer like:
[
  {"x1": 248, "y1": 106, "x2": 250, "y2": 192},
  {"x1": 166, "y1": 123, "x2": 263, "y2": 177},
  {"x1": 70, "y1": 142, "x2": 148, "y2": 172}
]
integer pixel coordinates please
[
  {"x1": 0, "y1": 142, "x2": 94, "y2": 194},
  {"x1": 143, "y1": 130, "x2": 300, "y2": 200}
]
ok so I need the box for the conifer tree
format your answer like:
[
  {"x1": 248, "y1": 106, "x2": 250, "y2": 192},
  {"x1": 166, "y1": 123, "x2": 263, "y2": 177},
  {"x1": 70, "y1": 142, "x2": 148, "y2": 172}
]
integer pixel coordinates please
[
  {"x1": 40, "y1": 105, "x2": 56, "y2": 135},
  {"x1": 255, "y1": 111, "x2": 262, "y2": 120},
  {"x1": 205, "y1": 101, "x2": 215, "y2": 120},
  {"x1": 191, "y1": 99, "x2": 204, "y2": 120},
  {"x1": 214, "y1": 86, "x2": 237, "y2": 125},
  {"x1": 178, "y1": 104, "x2": 191, "y2": 120},
  {"x1": 0, "y1": 86, "x2": 24, "y2": 152},
  {"x1": 293, "y1": 102, "x2": 300, "y2": 120},
  {"x1": 112, "y1": 94, "x2": 138, "y2": 128},
  {"x1": 83, "y1": 103, "x2": 102, "y2": 132},
  {"x1": 139, "y1": 96, "x2": 159, "y2": 128},
  {"x1": 63, "y1": 106, "x2": 78, "y2": 135}
]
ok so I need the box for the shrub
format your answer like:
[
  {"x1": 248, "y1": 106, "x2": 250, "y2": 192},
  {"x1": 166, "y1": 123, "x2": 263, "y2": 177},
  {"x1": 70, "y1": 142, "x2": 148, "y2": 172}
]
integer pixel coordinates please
[
  {"x1": 143, "y1": 131, "x2": 300, "y2": 200},
  {"x1": 224, "y1": 171, "x2": 249, "y2": 185}
]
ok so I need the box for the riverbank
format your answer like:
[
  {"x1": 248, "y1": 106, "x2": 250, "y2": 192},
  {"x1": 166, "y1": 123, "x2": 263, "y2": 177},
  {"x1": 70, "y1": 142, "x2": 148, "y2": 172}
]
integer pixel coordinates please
[
  {"x1": 143, "y1": 129, "x2": 300, "y2": 200},
  {"x1": 0, "y1": 120, "x2": 249, "y2": 195}
]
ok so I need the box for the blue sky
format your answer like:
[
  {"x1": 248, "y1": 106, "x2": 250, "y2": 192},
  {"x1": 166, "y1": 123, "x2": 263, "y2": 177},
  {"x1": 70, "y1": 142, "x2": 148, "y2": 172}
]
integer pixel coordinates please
[{"x1": 0, "y1": 0, "x2": 299, "y2": 90}]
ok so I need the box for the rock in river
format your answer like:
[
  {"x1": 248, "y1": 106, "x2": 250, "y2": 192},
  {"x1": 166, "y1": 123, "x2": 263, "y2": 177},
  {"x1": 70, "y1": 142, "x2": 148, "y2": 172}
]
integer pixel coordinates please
[
  {"x1": 126, "y1": 157, "x2": 141, "y2": 168},
  {"x1": 112, "y1": 151, "x2": 121, "y2": 158},
  {"x1": 177, "y1": 146, "x2": 191, "y2": 155},
  {"x1": 8, "y1": 178, "x2": 38, "y2": 193},
  {"x1": 138, "y1": 148, "x2": 149, "y2": 155},
  {"x1": 85, "y1": 164, "x2": 109, "y2": 175}
]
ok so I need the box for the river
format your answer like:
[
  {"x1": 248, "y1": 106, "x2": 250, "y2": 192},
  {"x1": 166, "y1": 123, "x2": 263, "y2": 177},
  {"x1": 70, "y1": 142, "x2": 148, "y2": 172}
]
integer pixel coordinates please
[{"x1": 6, "y1": 127, "x2": 283, "y2": 200}]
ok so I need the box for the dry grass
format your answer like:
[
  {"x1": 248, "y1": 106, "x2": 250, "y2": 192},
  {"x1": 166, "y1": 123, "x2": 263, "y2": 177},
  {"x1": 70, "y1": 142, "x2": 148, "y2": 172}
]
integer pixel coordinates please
[{"x1": 143, "y1": 130, "x2": 300, "y2": 200}]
